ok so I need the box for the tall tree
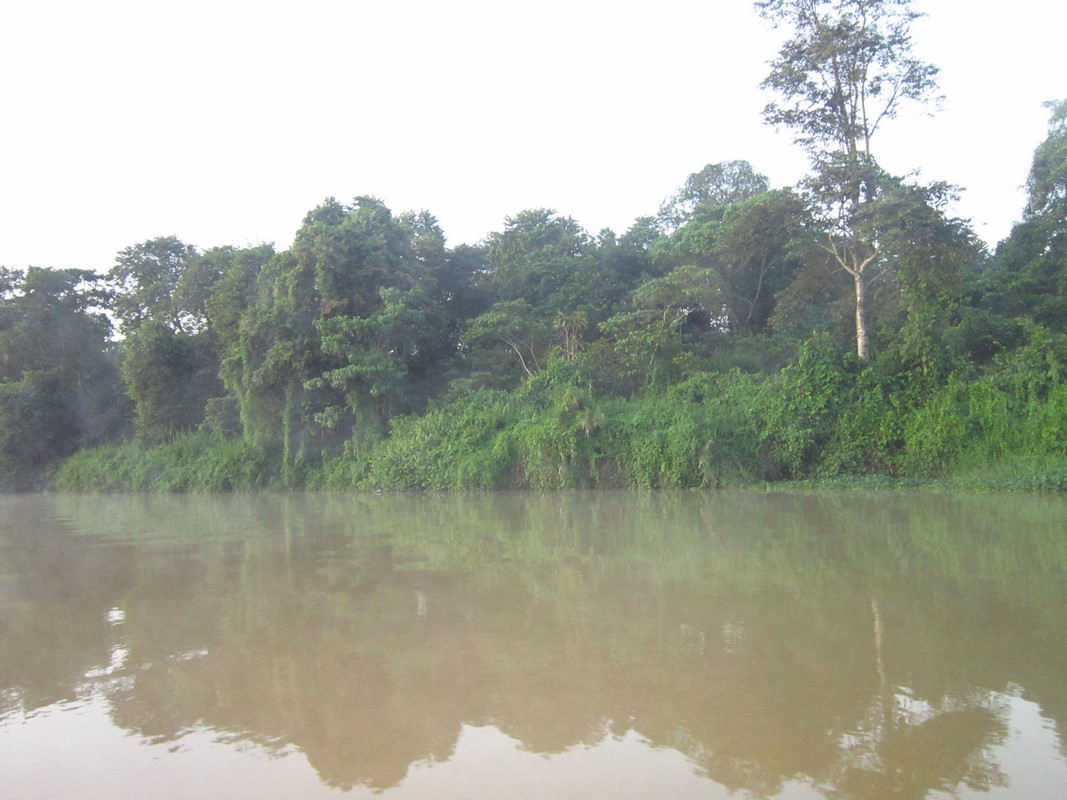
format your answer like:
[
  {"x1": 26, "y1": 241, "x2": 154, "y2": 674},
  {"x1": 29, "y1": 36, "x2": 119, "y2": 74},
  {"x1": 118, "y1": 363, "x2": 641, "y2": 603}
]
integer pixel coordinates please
[{"x1": 757, "y1": 0, "x2": 939, "y2": 359}]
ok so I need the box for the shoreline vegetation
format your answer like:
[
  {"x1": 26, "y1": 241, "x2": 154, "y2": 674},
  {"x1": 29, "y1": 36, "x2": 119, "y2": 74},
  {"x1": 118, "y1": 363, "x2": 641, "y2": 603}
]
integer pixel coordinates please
[
  {"x1": 4, "y1": 3, "x2": 1067, "y2": 495},
  {"x1": 52, "y1": 338, "x2": 1067, "y2": 493},
  {"x1": 42, "y1": 288, "x2": 1065, "y2": 498}
]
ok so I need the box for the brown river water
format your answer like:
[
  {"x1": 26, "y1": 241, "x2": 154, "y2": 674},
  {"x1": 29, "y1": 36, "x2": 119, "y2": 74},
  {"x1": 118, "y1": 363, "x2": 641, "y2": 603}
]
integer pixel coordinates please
[{"x1": 1, "y1": 490, "x2": 1065, "y2": 799}]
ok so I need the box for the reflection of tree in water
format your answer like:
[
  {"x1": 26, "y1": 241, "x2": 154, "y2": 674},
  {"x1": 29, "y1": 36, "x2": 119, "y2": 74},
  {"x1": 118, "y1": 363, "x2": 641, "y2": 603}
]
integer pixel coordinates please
[
  {"x1": 1, "y1": 491, "x2": 1065, "y2": 796},
  {"x1": 821, "y1": 599, "x2": 1009, "y2": 799},
  {"x1": 831, "y1": 687, "x2": 1008, "y2": 798}
]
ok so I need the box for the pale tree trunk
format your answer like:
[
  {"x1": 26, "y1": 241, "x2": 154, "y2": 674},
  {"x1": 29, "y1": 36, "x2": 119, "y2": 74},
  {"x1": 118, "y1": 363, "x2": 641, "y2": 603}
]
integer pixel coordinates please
[
  {"x1": 854, "y1": 272, "x2": 869, "y2": 361},
  {"x1": 827, "y1": 239, "x2": 877, "y2": 362}
]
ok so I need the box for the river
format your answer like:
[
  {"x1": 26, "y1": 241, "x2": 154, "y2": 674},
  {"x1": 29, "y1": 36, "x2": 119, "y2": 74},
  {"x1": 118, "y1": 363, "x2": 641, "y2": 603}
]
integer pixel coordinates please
[{"x1": 1, "y1": 490, "x2": 1065, "y2": 799}]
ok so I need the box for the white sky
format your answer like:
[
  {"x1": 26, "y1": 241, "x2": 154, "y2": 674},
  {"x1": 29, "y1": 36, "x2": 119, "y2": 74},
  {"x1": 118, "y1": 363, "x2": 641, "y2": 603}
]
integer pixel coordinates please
[{"x1": 1, "y1": 0, "x2": 1063, "y2": 272}]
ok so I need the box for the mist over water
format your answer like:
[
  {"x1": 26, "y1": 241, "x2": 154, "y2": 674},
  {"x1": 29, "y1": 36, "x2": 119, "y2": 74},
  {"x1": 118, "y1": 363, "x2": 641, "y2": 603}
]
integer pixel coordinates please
[{"x1": 1, "y1": 491, "x2": 1065, "y2": 799}]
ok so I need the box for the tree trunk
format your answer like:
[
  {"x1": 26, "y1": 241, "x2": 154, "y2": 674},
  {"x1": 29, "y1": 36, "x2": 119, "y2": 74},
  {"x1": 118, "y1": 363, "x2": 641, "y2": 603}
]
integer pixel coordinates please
[{"x1": 854, "y1": 272, "x2": 870, "y2": 361}]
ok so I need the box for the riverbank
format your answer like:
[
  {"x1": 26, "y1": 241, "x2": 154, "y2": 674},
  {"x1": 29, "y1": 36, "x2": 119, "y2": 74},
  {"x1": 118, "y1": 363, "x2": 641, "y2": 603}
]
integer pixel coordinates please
[{"x1": 51, "y1": 432, "x2": 1067, "y2": 495}]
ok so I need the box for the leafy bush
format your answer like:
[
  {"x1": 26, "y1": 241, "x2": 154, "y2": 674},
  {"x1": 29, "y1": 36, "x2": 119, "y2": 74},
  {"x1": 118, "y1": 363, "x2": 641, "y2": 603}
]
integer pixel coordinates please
[
  {"x1": 54, "y1": 432, "x2": 274, "y2": 492},
  {"x1": 362, "y1": 389, "x2": 515, "y2": 489}
]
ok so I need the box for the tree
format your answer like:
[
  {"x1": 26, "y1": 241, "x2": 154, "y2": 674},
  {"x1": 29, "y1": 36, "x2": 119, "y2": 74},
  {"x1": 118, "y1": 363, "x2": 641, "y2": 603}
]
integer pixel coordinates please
[
  {"x1": 0, "y1": 268, "x2": 112, "y2": 381},
  {"x1": 612, "y1": 217, "x2": 666, "y2": 286},
  {"x1": 554, "y1": 308, "x2": 589, "y2": 363},
  {"x1": 657, "y1": 161, "x2": 770, "y2": 232},
  {"x1": 120, "y1": 320, "x2": 223, "y2": 443},
  {"x1": 464, "y1": 300, "x2": 551, "y2": 382},
  {"x1": 463, "y1": 210, "x2": 604, "y2": 388},
  {"x1": 227, "y1": 248, "x2": 327, "y2": 470},
  {"x1": 431, "y1": 242, "x2": 492, "y2": 341},
  {"x1": 109, "y1": 236, "x2": 204, "y2": 334},
  {"x1": 713, "y1": 189, "x2": 811, "y2": 336},
  {"x1": 296, "y1": 200, "x2": 454, "y2": 440},
  {"x1": 0, "y1": 268, "x2": 128, "y2": 487},
  {"x1": 311, "y1": 284, "x2": 444, "y2": 436},
  {"x1": 757, "y1": 0, "x2": 940, "y2": 359},
  {"x1": 769, "y1": 172, "x2": 978, "y2": 365},
  {"x1": 981, "y1": 100, "x2": 1067, "y2": 330},
  {"x1": 1026, "y1": 99, "x2": 1067, "y2": 222},
  {"x1": 757, "y1": 0, "x2": 938, "y2": 162},
  {"x1": 225, "y1": 197, "x2": 463, "y2": 469},
  {"x1": 108, "y1": 236, "x2": 231, "y2": 441},
  {"x1": 204, "y1": 244, "x2": 276, "y2": 359},
  {"x1": 660, "y1": 187, "x2": 811, "y2": 338},
  {"x1": 600, "y1": 265, "x2": 727, "y2": 389},
  {"x1": 485, "y1": 209, "x2": 593, "y2": 310},
  {"x1": 293, "y1": 196, "x2": 417, "y2": 318},
  {"x1": 867, "y1": 178, "x2": 981, "y2": 392}
]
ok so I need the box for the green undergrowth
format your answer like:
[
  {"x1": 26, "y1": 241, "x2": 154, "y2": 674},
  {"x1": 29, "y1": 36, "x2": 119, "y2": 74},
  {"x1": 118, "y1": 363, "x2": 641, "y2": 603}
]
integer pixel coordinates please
[
  {"x1": 50, "y1": 333, "x2": 1067, "y2": 494},
  {"x1": 54, "y1": 432, "x2": 276, "y2": 492}
]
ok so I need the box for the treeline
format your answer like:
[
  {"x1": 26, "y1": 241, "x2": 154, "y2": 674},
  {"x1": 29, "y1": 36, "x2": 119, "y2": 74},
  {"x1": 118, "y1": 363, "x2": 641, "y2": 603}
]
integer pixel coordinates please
[
  {"x1": 2, "y1": 3, "x2": 1065, "y2": 492},
  {"x1": 1, "y1": 136, "x2": 1061, "y2": 491}
]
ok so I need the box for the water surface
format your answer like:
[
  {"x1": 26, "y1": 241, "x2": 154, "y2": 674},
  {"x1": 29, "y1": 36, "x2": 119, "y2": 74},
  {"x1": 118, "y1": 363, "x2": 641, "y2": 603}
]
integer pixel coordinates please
[{"x1": 1, "y1": 491, "x2": 1065, "y2": 799}]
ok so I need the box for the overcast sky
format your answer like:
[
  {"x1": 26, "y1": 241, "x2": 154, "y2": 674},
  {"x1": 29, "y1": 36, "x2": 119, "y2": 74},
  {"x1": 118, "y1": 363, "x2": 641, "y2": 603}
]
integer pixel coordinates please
[{"x1": 1, "y1": 0, "x2": 1064, "y2": 272}]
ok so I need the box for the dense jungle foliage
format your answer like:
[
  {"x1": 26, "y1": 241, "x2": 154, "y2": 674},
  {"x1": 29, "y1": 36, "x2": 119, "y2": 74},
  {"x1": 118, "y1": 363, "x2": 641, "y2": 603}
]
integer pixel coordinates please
[{"x1": 2, "y1": 1, "x2": 1065, "y2": 492}]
